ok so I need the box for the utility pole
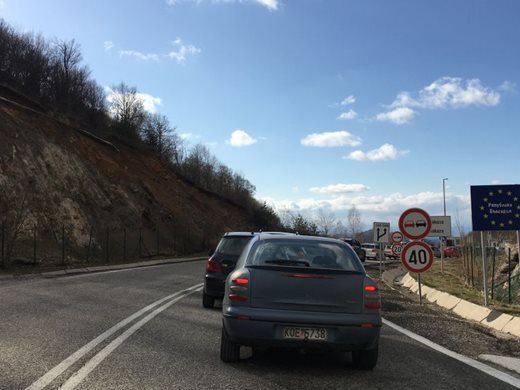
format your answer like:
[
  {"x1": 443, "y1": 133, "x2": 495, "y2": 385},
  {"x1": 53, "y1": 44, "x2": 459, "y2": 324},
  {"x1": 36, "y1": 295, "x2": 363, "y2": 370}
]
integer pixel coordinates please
[
  {"x1": 441, "y1": 178, "x2": 448, "y2": 274},
  {"x1": 443, "y1": 178, "x2": 448, "y2": 216}
]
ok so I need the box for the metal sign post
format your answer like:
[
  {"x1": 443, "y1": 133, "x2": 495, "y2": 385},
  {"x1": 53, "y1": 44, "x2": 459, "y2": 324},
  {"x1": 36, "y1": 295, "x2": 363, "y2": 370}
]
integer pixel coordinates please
[
  {"x1": 481, "y1": 232, "x2": 488, "y2": 307},
  {"x1": 418, "y1": 273, "x2": 423, "y2": 305},
  {"x1": 440, "y1": 237, "x2": 445, "y2": 274},
  {"x1": 373, "y1": 222, "x2": 390, "y2": 280},
  {"x1": 400, "y1": 241, "x2": 434, "y2": 306}
]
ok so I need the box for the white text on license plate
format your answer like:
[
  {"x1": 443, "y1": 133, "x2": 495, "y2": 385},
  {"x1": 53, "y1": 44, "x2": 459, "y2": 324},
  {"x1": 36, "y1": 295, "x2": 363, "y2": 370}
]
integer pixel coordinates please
[{"x1": 283, "y1": 327, "x2": 327, "y2": 341}]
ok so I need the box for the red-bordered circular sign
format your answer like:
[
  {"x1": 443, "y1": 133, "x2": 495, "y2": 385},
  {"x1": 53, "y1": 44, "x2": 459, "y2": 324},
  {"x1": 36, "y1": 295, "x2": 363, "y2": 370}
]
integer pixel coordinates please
[
  {"x1": 391, "y1": 231, "x2": 403, "y2": 243},
  {"x1": 400, "y1": 241, "x2": 434, "y2": 273},
  {"x1": 391, "y1": 243, "x2": 403, "y2": 256},
  {"x1": 398, "y1": 208, "x2": 432, "y2": 240}
]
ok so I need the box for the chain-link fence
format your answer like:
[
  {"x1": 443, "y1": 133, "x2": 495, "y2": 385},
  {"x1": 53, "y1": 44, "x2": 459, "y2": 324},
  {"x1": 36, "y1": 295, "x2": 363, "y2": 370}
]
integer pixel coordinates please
[{"x1": 0, "y1": 221, "x2": 222, "y2": 271}]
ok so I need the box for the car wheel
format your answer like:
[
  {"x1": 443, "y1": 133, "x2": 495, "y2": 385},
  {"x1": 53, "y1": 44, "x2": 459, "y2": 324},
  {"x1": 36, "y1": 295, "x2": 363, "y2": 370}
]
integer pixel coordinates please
[
  {"x1": 352, "y1": 347, "x2": 378, "y2": 370},
  {"x1": 202, "y1": 291, "x2": 215, "y2": 308},
  {"x1": 220, "y1": 327, "x2": 240, "y2": 363}
]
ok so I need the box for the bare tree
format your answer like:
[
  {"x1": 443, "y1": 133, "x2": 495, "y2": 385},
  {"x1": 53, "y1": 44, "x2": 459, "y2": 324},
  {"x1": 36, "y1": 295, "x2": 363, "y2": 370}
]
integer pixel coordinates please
[
  {"x1": 316, "y1": 209, "x2": 337, "y2": 236},
  {"x1": 108, "y1": 83, "x2": 146, "y2": 138},
  {"x1": 141, "y1": 113, "x2": 184, "y2": 164},
  {"x1": 347, "y1": 205, "x2": 362, "y2": 239}
]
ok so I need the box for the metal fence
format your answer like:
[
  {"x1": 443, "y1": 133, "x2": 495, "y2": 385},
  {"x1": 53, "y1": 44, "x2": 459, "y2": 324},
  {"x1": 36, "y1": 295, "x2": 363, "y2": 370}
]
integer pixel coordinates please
[
  {"x1": 460, "y1": 245, "x2": 519, "y2": 305},
  {"x1": 0, "y1": 221, "x2": 221, "y2": 270}
]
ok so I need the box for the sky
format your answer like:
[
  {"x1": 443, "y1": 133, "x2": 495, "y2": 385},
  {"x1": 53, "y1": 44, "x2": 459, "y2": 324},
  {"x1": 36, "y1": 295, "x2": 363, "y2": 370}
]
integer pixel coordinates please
[{"x1": 2, "y1": 0, "x2": 520, "y2": 234}]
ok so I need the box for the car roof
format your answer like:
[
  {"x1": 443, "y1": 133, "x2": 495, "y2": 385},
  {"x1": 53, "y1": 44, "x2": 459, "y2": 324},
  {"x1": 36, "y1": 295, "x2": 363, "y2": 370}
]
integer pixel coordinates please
[
  {"x1": 253, "y1": 234, "x2": 343, "y2": 244},
  {"x1": 223, "y1": 231, "x2": 296, "y2": 238}
]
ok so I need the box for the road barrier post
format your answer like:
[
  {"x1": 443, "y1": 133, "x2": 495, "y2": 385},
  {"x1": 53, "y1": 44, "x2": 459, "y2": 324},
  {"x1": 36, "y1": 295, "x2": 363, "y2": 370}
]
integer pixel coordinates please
[
  {"x1": 33, "y1": 223, "x2": 37, "y2": 265},
  {"x1": 1, "y1": 222, "x2": 4, "y2": 269},
  {"x1": 138, "y1": 228, "x2": 142, "y2": 258},
  {"x1": 123, "y1": 228, "x2": 127, "y2": 261},
  {"x1": 61, "y1": 225, "x2": 66, "y2": 266},
  {"x1": 106, "y1": 228, "x2": 110, "y2": 263}
]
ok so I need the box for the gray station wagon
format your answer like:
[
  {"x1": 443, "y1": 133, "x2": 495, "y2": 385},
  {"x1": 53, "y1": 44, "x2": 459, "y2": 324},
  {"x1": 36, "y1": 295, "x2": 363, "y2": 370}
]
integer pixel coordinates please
[{"x1": 220, "y1": 234, "x2": 381, "y2": 369}]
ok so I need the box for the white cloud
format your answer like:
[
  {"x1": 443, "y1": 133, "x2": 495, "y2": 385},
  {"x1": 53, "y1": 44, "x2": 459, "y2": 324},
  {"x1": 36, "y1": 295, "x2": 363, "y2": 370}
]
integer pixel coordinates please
[
  {"x1": 255, "y1": 0, "x2": 278, "y2": 10},
  {"x1": 119, "y1": 50, "x2": 160, "y2": 62},
  {"x1": 180, "y1": 133, "x2": 195, "y2": 140},
  {"x1": 136, "y1": 92, "x2": 162, "y2": 113},
  {"x1": 390, "y1": 77, "x2": 502, "y2": 110},
  {"x1": 346, "y1": 143, "x2": 409, "y2": 162},
  {"x1": 261, "y1": 191, "x2": 471, "y2": 231},
  {"x1": 491, "y1": 179, "x2": 501, "y2": 185},
  {"x1": 116, "y1": 39, "x2": 200, "y2": 64},
  {"x1": 166, "y1": 0, "x2": 279, "y2": 10},
  {"x1": 104, "y1": 41, "x2": 114, "y2": 52},
  {"x1": 337, "y1": 109, "x2": 358, "y2": 121},
  {"x1": 375, "y1": 107, "x2": 415, "y2": 125},
  {"x1": 498, "y1": 81, "x2": 517, "y2": 93},
  {"x1": 310, "y1": 184, "x2": 370, "y2": 194},
  {"x1": 105, "y1": 87, "x2": 162, "y2": 114},
  {"x1": 227, "y1": 129, "x2": 257, "y2": 147},
  {"x1": 301, "y1": 131, "x2": 361, "y2": 147},
  {"x1": 340, "y1": 95, "x2": 356, "y2": 106},
  {"x1": 167, "y1": 38, "x2": 201, "y2": 63}
]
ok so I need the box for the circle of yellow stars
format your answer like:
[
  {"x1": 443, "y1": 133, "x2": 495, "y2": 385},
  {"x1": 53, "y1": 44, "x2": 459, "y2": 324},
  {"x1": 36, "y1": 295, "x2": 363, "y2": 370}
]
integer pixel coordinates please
[{"x1": 480, "y1": 188, "x2": 520, "y2": 228}]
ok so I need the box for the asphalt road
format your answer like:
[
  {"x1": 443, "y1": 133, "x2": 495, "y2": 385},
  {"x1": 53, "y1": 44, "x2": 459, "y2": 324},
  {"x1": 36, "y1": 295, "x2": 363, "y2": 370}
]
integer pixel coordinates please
[{"x1": 0, "y1": 260, "x2": 518, "y2": 390}]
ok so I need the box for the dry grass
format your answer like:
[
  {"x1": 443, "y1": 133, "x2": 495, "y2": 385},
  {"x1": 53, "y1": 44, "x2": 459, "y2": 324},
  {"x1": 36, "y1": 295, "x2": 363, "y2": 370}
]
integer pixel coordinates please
[{"x1": 414, "y1": 258, "x2": 520, "y2": 317}]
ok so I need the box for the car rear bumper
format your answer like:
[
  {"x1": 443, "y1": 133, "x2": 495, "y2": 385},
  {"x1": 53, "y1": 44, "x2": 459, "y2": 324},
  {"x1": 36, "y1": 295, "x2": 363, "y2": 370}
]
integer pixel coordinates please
[{"x1": 223, "y1": 307, "x2": 381, "y2": 351}]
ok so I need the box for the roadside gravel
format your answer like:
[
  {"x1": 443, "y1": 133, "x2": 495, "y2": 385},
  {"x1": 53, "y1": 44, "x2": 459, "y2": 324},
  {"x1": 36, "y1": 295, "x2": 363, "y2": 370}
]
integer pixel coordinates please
[{"x1": 367, "y1": 265, "x2": 520, "y2": 371}]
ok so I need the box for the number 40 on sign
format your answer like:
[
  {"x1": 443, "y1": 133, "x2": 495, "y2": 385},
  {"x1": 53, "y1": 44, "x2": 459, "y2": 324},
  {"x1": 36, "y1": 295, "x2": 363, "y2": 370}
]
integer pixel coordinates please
[{"x1": 400, "y1": 241, "x2": 434, "y2": 273}]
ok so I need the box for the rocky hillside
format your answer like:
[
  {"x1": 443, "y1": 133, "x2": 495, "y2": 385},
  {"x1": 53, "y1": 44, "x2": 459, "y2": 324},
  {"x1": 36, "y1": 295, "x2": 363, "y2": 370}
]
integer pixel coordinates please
[{"x1": 0, "y1": 87, "x2": 253, "y2": 267}]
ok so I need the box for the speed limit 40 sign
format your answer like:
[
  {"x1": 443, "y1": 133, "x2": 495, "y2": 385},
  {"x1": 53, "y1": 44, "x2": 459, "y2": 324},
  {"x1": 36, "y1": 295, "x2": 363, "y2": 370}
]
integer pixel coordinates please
[{"x1": 400, "y1": 241, "x2": 434, "y2": 273}]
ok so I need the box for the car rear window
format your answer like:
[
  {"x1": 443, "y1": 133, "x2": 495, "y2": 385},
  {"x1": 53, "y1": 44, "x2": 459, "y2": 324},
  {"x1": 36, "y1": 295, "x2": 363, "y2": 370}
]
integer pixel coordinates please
[
  {"x1": 216, "y1": 236, "x2": 252, "y2": 256},
  {"x1": 246, "y1": 240, "x2": 363, "y2": 272}
]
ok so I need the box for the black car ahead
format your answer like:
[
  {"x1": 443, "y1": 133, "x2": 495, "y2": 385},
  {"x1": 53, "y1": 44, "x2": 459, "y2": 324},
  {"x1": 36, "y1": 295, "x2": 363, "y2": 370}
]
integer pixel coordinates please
[
  {"x1": 203, "y1": 232, "x2": 256, "y2": 308},
  {"x1": 203, "y1": 231, "x2": 295, "y2": 308},
  {"x1": 342, "y1": 238, "x2": 366, "y2": 262}
]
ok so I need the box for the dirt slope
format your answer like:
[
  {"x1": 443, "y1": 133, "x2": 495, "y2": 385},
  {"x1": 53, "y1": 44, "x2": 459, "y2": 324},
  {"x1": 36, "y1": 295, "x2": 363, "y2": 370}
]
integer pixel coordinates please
[{"x1": 0, "y1": 91, "x2": 252, "y2": 265}]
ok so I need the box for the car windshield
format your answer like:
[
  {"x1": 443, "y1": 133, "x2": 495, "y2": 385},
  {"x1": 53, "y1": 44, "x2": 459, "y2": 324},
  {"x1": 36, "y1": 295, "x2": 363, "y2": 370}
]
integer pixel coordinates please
[
  {"x1": 246, "y1": 240, "x2": 363, "y2": 272},
  {"x1": 215, "y1": 236, "x2": 252, "y2": 256}
]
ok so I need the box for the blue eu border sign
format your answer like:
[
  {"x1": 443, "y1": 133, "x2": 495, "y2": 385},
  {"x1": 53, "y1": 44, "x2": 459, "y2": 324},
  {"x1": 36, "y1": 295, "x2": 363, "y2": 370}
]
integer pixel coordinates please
[{"x1": 470, "y1": 185, "x2": 520, "y2": 231}]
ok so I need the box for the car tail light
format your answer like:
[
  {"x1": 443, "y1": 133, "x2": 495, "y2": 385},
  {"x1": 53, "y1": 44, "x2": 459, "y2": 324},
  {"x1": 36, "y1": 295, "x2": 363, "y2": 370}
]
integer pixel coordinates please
[
  {"x1": 229, "y1": 294, "x2": 248, "y2": 302},
  {"x1": 232, "y1": 278, "x2": 249, "y2": 285},
  {"x1": 363, "y1": 281, "x2": 381, "y2": 311},
  {"x1": 228, "y1": 272, "x2": 250, "y2": 303},
  {"x1": 206, "y1": 258, "x2": 222, "y2": 273}
]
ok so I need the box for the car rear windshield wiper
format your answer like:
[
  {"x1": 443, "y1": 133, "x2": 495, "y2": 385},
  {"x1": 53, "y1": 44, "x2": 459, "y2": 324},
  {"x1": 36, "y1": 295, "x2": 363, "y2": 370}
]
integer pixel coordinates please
[{"x1": 264, "y1": 259, "x2": 310, "y2": 267}]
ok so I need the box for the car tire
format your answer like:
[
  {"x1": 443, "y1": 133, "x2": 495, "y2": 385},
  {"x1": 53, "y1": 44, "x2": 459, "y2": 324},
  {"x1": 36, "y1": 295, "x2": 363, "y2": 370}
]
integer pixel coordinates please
[
  {"x1": 220, "y1": 327, "x2": 240, "y2": 363},
  {"x1": 202, "y1": 291, "x2": 215, "y2": 308},
  {"x1": 352, "y1": 347, "x2": 378, "y2": 370}
]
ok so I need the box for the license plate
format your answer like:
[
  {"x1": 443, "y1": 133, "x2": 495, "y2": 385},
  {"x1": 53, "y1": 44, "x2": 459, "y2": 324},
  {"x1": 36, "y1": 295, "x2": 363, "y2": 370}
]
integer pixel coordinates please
[{"x1": 283, "y1": 327, "x2": 327, "y2": 341}]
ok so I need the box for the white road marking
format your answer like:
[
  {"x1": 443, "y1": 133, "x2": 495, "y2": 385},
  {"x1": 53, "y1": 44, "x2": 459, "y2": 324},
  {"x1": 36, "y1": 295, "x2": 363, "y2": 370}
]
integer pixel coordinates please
[
  {"x1": 383, "y1": 318, "x2": 520, "y2": 389},
  {"x1": 59, "y1": 286, "x2": 203, "y2": 390},
  {"x1": 25, "y1": 283, "x2": 203, "y2": 390}
]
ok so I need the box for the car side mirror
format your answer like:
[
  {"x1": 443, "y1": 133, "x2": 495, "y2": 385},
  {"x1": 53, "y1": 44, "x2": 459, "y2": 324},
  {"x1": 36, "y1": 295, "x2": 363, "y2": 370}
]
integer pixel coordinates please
[{"x1": 208, "y1": 249, "x2": 215, "y2": 257}]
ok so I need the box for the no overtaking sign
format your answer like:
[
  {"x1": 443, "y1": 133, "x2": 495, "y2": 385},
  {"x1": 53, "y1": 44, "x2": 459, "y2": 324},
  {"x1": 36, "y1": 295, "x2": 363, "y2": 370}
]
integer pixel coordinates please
[{"x1": 398, "y1": 208, "x2": 432, "y2": 240}]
